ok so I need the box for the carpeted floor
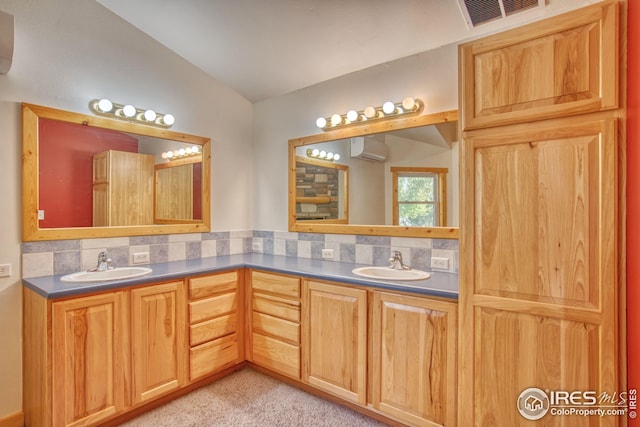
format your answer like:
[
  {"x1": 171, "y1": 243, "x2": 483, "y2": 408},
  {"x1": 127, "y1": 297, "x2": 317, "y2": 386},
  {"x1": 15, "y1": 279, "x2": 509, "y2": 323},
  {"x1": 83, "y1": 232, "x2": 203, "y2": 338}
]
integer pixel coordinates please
[{"x1": 120, "y1": 368, "x2": 388, "y2": 426}]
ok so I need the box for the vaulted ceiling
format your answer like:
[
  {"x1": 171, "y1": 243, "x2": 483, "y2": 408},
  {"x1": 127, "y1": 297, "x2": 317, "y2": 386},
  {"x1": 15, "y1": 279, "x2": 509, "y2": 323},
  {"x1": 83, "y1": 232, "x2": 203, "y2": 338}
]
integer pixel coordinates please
[{"x1": 96, "y1": 0, "x2": 595, "y2": 103}]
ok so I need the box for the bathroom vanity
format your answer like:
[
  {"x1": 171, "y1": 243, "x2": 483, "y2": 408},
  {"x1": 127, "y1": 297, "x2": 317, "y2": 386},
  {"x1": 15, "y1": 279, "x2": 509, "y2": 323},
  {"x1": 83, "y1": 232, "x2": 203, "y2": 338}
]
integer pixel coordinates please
[{"x1": 23, "y1": 254, "x2": 458, "y2": 427}]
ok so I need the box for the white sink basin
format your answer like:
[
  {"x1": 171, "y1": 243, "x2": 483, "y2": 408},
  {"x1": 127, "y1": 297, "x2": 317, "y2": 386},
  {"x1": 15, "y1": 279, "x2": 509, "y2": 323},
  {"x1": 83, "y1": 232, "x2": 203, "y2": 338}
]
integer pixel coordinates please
[
  {"x1": 352, "y1": 266, "x2": 431, "y2": 281},
  {"x1": 61, "y1": 267, "x2": 153, "y2": 283}
]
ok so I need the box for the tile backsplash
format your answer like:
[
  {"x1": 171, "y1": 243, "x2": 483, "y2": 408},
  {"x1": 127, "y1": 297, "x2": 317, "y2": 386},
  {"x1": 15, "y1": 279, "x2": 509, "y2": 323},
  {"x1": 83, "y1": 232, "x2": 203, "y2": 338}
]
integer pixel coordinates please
[{"x1": 21, "y1": 229, "x2": 458, "y2": 278}]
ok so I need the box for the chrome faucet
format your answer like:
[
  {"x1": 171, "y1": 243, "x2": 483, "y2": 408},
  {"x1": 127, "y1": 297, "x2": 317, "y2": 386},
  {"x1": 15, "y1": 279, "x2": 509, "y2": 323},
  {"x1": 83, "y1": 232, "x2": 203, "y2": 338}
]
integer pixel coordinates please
[
  {"x1": 388, "y1": 250, "x2": 410, "y2": 270},
  {"x1": 90, "y1": 251, "x2": 114, "y2": 272}
]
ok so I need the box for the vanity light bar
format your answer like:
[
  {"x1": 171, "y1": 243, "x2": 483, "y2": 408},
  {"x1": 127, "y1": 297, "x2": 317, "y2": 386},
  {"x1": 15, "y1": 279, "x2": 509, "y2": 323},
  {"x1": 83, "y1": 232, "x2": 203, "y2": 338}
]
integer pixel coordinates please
[
  {"x1": 315, "y1": 97, "x2": 423, "y2": 131},
  {"x1": 161, "y1": 145, "x2": 200, "y2": 160},
  {"x1": 89, "y1": 98, "x2": 175, "y2": 128},
  {"x1": 306, "y1": 148, "x2": 340, "y2": 162}
]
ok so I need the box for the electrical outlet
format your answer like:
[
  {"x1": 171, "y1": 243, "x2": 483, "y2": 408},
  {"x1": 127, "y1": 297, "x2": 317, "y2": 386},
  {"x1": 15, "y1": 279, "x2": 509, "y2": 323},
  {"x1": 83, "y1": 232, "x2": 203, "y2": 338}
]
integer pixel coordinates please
[
  {"x1": 132, "y1": 252, "x2": 150, "y2": 264},
  {"x1": 430, "y1": 257, "x2": 449, "y2": 270},
  {"x1": 0, "y1": 264, "x2": 11, "y2": 278},
  {"x1": 321, "y1": 249, "x2": 334, "y2": 259},
  {"x1": 252, "y1": 242, "x2": 262, "y2": 252},
  {"x1": 38, "y1": 210, "x2": 45, "y2": 220}
]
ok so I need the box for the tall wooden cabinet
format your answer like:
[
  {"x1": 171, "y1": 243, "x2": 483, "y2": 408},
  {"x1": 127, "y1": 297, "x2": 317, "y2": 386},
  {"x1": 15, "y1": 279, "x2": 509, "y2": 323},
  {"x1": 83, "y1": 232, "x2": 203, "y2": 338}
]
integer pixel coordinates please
[
  {"x1": 458, "y1": 2, "x2": 624, "y2": 426},
  {"x1": 93, "y1": 150, "x2": 154, "y2": 226}
]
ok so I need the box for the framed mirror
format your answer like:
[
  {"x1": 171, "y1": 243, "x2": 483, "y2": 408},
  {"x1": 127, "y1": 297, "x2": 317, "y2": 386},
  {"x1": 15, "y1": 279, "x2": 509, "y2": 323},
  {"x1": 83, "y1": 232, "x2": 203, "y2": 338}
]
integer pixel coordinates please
[
  {"x1": 22, "y1": 103, "x2": 211, "y2": 241},
  {"x1": 288, "y1": 110, "x2": 459, "y2": 239}
]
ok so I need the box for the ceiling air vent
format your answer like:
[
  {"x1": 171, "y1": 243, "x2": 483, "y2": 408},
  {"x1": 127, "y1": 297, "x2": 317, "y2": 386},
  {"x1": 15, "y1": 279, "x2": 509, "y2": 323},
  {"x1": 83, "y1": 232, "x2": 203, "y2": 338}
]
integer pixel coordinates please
[{"x1": 458, "y1": 0, "x2": 544, "y2": 27}]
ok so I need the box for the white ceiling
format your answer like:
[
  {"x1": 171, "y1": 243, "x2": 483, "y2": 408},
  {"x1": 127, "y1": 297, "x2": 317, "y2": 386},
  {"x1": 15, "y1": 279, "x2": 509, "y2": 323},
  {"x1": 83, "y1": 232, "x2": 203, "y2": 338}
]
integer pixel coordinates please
[{"x1": 96, "y1": 0, "x2": 594, "y2": 103}]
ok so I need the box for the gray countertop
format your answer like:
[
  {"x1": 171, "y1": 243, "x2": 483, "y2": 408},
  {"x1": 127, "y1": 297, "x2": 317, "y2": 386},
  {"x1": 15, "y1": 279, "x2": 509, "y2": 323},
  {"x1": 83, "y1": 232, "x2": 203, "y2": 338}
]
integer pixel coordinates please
[{"x1": 22, "y1": 253, "x2": 459, "y2": 300}]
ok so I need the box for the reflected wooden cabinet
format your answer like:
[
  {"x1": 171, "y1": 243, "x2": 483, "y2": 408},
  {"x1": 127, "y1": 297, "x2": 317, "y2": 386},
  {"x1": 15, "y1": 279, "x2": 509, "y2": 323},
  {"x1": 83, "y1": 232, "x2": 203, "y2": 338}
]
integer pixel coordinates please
[
  {"x1": 458, "y1": 2, "x2": 623, "y2": 426},
  {"x1": 370, "y1": 291, "x2": 457, "y2": 427},
  {"x1": 131, "y1": 281, "x2": 187, "y2": 404},
  {"x1": 248, "y1": 270, "x2": 302, "y2": 379},
  {"x1": 93, "y1": 150, "x2": 154, "y2": 226},
  {"x1": 302, "y1": 280, "x2": 367, "y2": 405}
]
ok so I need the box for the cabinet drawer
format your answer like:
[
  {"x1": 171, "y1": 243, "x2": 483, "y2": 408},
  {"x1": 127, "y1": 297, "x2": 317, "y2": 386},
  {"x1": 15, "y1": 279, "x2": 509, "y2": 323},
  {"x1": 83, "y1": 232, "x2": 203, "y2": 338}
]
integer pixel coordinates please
[
  {"x1": 252, "y1": 311, "x2": 299, "y2": 344},
  {"x1": 190, "y1": 313, "x2": 237, "y2": 347},
  {"x1": 251, "y1": 271, "x2": 300, "y2": 299},
  {"x1": 189, "y1": 271, "x2": 238, "y2": 300},
  {"x1": 190, "y1": 333, "x2": 239, "y2": 381},
  {"x1": 252, "y1": 332, "x2": 300, "y2": 379},
  {"x1": 189, "y1": 292, "x2": 237, "y2": 324},
  {"x1": 253, "y1": 293, "x2": 300, "y2": 323}
]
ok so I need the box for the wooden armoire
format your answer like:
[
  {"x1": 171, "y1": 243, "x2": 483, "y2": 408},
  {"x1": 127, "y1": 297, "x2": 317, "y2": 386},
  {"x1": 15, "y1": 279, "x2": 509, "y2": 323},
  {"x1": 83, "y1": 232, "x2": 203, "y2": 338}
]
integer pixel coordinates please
[{"x1": 458, "y1": 1, "x2": 625, "y2": 426}]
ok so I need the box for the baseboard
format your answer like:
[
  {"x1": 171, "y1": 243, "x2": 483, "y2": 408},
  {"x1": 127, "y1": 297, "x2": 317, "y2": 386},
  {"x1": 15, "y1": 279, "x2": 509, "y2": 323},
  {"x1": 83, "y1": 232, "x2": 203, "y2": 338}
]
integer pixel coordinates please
[{"x1": 0, "y1": 412, "x2": 24, "y2": 427}]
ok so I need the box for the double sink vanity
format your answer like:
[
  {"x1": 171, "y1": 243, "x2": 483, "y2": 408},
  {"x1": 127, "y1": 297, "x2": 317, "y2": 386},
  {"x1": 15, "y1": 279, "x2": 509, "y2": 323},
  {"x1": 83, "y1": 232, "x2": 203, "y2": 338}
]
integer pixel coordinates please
[
  {"x1": 23, "y1": 253, "x2": 458, "y2": 427},
  {"x1": 21, "y1": 99, "x2": 460, "y2": 427}
]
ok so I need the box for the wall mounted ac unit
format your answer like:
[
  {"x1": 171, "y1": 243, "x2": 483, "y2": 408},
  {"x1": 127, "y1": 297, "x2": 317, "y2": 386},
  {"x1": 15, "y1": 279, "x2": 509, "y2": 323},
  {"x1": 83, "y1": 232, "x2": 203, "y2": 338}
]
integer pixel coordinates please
[
  {"x1": 0, "y1": 11, "x2": 14, "y2": 74},
  {"x1": 350, "y1": 136, "x2": 388, "y2": 162}
]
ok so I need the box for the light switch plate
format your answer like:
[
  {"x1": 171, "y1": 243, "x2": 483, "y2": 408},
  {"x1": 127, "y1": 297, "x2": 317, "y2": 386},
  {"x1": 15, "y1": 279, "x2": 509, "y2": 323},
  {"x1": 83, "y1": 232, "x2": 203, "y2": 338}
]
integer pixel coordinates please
[{"x1": 0, "y1": 264, "x2": 11, "y2": 278}]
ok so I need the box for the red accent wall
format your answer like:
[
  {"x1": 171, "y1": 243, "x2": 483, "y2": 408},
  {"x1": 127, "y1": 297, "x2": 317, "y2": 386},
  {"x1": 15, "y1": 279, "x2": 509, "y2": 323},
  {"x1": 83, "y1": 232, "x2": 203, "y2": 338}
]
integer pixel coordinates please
[
  {"x1": 628, "y1": 1, "x2": 639, "y2": 425},
  {"x1": 38, "y1": 119, "x2": 138, "y2": 228}
]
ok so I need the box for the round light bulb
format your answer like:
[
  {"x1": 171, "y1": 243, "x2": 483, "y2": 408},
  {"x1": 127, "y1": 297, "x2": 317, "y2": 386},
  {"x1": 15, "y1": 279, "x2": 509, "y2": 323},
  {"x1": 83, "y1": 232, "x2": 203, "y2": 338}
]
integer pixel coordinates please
[
  {"x1": 327, "y1": 152, "x2": 334, "y2": 160},
  {"x1": 161, "y1": 152, "x2": 168, "y2": 159},
  {"x1": 346, "y1": 110, "x2": 358, "y2": 122},
  {"x1": 173, "y1": 150, "x2": 179, "y2": 157},
  {"x1": 319, "y1": 150, "x2": 327, "y2": 158},
  {"x1": 192, "y1": 146, "x2": 199, "y2": 153},
  {"x1": 330, "y1": 114, "x2": 342, "y2": 126},
  {"x1": 122, "y1": 104, "x2": 136, "y2": 118},
  {"x1": 382, "y1": 101, "x2": 395, "y2": 114},
  {"x1": 333, "y1": 153, "x2": 341, "y2": 161},
  {"x1": 97, "y1": 99, "x2": 113, "y2": 113},
  {"x1": 143, "y1": 109, "x2": 157, "y2": 122},
  {"x1": 178, "y1": 148, "x2": 186, "y2": 156},
  {"x1": 162, "y1": 113, "x2": 175, "y2": 126},
  {"x1": 185, "y1": 147, "x2": 193, "y2": 155},
  {"x1": 402, "y1": 97, "x2": 416, "y2": 110},
  {"x1": 363, "y1": 106, "x2": 376, "y2": 119},
  {"x1": 316, "y1": 117, "x2": 327, "y2": 128},
  {"x1": 311, "y1": 148, "x2": 320, "y2": 157},
  {"x1": 166, "y1": 151, "x2": 174, "y2": 158}
]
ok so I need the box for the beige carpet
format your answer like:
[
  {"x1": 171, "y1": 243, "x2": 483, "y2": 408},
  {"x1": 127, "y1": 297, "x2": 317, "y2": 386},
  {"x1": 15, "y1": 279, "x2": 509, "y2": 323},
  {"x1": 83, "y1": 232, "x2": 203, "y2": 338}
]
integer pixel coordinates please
[{"x1": 120, "y1": 368, "x2": 388, "y2": 426}]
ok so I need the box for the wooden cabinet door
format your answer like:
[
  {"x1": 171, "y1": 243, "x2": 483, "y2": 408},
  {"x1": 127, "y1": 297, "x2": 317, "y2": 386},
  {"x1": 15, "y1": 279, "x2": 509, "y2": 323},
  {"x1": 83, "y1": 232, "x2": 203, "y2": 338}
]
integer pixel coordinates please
[
  {"x1": 370, "y1": 291, "x2": 457, "y2": 427},
  {"x1": 131, "y1": 281, "x2": 187, "y2": 404},
  {"x1": 459, "y1": 1, "x2": 618, "y2": 131},
  {"x1": 302, "y1": 280, "x2": 367, "y2": 404},
  {"x1": 459, "y1": 116, "x2": 619, "y2": 426},
  {"x1": 52, "y1": 292, "x2": 127, "y2": 427}
]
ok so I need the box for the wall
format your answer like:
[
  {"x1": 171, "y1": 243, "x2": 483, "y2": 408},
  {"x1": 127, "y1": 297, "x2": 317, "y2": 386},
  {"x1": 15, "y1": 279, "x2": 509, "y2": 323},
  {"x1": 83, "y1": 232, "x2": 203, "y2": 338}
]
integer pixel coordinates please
[
  {"x1": 39, "y1": 119, "x2": 139, "y2": 228},
  {"x1": 0, "y1": 0, "x2": 253, "y2": 419},
  {"x1": 252, "y1": 43, "x2": 459, "y2": 231},
  {"x1": 627, "y1": 0, "x2": 639, "y2": 425}
]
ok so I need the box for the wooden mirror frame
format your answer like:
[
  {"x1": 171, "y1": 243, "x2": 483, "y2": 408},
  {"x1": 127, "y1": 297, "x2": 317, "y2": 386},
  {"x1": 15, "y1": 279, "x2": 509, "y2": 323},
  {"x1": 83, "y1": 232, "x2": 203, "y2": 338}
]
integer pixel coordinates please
[
  {"x1": 288, "y1": 110, "x2": 460, "y2": 239},
  {"x1": 22, "y1": 103, "x2": 211, "y2": 241}
]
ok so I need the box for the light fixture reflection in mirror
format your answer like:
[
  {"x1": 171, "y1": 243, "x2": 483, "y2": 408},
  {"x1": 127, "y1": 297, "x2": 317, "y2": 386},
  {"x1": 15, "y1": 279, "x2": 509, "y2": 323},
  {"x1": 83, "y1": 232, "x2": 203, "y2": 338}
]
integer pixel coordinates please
[
  {"x1": 290, "y1": 109, "x2": 459, "y2": 239},
  {"x1": 22, "y1": 102, "x2": 211, "y2": 241}
]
